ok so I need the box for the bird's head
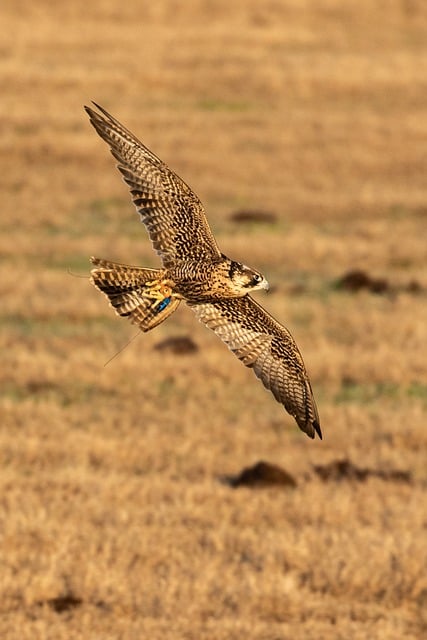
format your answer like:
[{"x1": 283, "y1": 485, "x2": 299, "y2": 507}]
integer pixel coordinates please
[{"x1": 229, "y1": 261, "x2": 269, "y2": 294}]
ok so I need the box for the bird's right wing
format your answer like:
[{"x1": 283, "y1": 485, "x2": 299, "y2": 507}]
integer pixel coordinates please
[
  {"x1": 188, "y1": 296, "x2": 321, "y2": 439},
  {"x1": 85, "y1": 103, "x2": 222, "y2": 268}
]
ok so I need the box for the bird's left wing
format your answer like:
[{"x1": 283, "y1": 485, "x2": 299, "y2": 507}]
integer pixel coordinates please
[
  {"x1": 188, "y1": 296, "x2": 322, "y2": 439},
  {"x1": 85, "y1": 103, "x2": 222, "y2": 268}
]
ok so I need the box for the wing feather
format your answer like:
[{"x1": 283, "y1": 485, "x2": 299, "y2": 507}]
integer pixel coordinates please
[
  {"x1": 189, "y1": 296, "x2": 321, "y2": 439},
  {"x1": 85, "y1": 103, "x2": 222, "y2": 268}
]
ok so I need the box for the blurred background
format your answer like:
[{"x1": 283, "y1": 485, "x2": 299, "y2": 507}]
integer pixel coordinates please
[{"x1": 1, "y1": 1, "x2": 426, "y2": 638}]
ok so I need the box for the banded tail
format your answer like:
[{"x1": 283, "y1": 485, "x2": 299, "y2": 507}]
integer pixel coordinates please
[{"x1": 90, "y1": 257, "x2": 181, "y2": 332}]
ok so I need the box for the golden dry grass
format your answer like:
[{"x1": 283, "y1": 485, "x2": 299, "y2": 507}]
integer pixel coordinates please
[{"x1": 1, "y1": 1, "x2": 427, "y2": 638}]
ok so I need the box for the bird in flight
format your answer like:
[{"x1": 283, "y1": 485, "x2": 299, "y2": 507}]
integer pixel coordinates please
[{"x1": 86, "y1": 103, "x2": 322, "y2": 439}]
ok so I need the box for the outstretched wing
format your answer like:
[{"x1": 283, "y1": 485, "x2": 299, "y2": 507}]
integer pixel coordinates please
[
  {"x1": 188, "y1": 296, "x2": 321, "y2": 439},
  {"x1": 85, "y1": 103, "x2": 222, "y2": 268}
]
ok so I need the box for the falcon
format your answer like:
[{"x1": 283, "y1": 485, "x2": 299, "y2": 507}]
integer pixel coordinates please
[{"x1": 86, "y1": 103, "x2": 322, "y2": 439}]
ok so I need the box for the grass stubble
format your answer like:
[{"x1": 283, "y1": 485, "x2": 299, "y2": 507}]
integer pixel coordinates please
[{"x1": 1, "y1": 1, "x2": 427, "y2": 638}]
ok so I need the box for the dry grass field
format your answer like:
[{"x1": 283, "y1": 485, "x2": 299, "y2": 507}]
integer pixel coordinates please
[{"x1": 1, "y1": 1, "x2": 427, "y2": 638}]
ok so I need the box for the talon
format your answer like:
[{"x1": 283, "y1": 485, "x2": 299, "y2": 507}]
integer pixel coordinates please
[{"x1": 142, "y1": 279, "x2": 174, "y2": 308}]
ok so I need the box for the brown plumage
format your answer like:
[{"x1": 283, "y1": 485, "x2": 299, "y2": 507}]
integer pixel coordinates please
[{"x1": 86, "y1": 103, "x2": 322, "y2": 439}]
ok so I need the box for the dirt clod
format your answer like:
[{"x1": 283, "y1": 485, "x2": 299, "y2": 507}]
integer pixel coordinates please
[
  {"x1": 230, "y1": 210, "x2": 278, "y2": 224},
  {"x1": 223, "y1": 460, "x2": 297, "y2": 488},
  {"x1": 313, "y1": 458, "x2": 412, "y2": 484},
  {"x1": 154, "y1": 336, "x2": 199, "y2": 354}
]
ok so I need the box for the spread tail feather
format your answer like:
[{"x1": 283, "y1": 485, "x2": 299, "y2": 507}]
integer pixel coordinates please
[{"x1": 90, "y1": 257, "x2": 180, "y2": 332}]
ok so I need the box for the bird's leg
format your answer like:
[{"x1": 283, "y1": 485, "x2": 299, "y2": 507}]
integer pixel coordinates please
[{"x1": 142, "y1": 279, "x2": 174, "y2": 310}]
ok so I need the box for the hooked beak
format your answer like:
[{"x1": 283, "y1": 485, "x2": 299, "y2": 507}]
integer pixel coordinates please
[{"x1": 258, "y1": 277, "x2": 269, "y2": 292}]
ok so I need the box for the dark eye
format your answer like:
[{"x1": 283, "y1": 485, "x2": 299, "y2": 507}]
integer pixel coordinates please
[{"x1": 251, "y1": 273, "x2": 261, "y2": 284}]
